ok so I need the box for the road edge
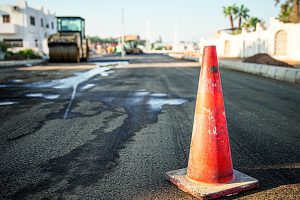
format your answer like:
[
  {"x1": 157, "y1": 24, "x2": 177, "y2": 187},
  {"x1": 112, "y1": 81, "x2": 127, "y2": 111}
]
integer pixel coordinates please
[
  {"x1": 0, "y1": 59, "x2": 46, "y2": 68},
  {"x1": 168, "y1": 54, "x2": 300, "y2": 84}
]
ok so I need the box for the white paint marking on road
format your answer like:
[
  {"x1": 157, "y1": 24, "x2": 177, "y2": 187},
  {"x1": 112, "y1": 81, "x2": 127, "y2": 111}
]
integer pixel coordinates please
[
  {"x1": 24, "y1": 66, "x2": 112, "y2": 119},
  {"x1": 150, "y1": 93, "x2": 168, "y2": 97},
  {"x1": 131, "y1": 91, "x2": 187, "y2": 111},
  {"x1": 81, "y1": 84, "x2": 95, "y2": 90},
  {"x1": 43, "y1": 94, "x2": 60, "y2": 100},
  {"x1": 134, "y1": 91, "x2": 150, "y2": 96},
  {"x1": 91, "y1": 61, "x2": 129, "y2": 68},
  {"x1": 138, "y1": 89, "x2": 147, "y2": 92},
  {"x1": 10, "y1": 79, "x2": 24, "y2": 83},
  {"x1": 31, "y1": 66, "x2": 111, "y2": 89},
  {"x1": 26, "y1": 93, "x2": 60, "y2": 100},
  {"x1": 59, "y1": 66, "x2": 112, "y2": 119},
  {"x1": 147, "y1": 98, "x2": 187, "y2": 111},
  {"x1": 0, "y1": 64, "x2": 114, "y2": 118},
  {"x1": 0, "y1": 101, "x2": 18, "y2": 106},
  {"x1": 64, "y1": 84, "x2": 77, "y2": 119},
  {"x1": 99, "y1": 70, "x2": 115, "y2": 77}
]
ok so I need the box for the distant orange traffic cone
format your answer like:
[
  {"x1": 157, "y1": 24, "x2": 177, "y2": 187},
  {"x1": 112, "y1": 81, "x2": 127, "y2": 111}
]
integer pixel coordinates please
[{"x1": 166, "y1": 46, "x2": 259, "y2": 199}]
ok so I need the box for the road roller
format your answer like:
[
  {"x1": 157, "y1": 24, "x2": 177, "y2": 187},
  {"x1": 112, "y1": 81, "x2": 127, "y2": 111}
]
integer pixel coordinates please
[{"x1": 48, "y1": 17, "x2": 89, "y2": 63}]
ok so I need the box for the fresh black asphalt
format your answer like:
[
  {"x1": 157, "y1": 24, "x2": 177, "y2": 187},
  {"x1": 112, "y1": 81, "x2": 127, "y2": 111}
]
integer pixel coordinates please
[{"x1": 0, "y1": 54, "x2": 299, "y2": 199}]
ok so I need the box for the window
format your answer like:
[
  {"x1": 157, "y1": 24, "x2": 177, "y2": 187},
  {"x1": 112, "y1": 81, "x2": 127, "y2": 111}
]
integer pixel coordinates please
[
  {"x1": 51, "y1": 22, "x2": 54, "y2": 29},
  {"x1": 46, "y1": 23, "x2": 49, "y2": 28},
  {"x1": 57, "y1": 17, "x2": 85, "y2": 38},
  {"x1": 41, "y1": 18, "x2": 43, "y2": 27},
  {"x1": 274, "y1": 30, "x2": 287, "y2": 56},
  {"x1": 57, "y1": 18, "x2": 83, "y2": 33},
  {"x1": 30, "y1": 16, "x2": 35, "y2": 26},
  {"x1": 3, "y1": 15, "x2": 10, "y2": 23},
  {"x1": 3, "y1": 39, "x2": 23, "y2": 47},
  {"x1": 224, "y1": 40, "x2": 231, "y2": 56},
  {"x1": 35, "y1": 39, "x2": 38, "y2": 47}
]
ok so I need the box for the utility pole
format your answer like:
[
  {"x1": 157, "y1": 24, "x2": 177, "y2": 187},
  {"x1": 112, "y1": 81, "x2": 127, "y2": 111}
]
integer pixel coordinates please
[
  {"x1": 146, "y1": 20, "x2": 151, "y2": 50},
  {"x1": 121, "y1": 7, "x2": 125, "y2": 57},
  {"x1": 173, "y1": 24, "x2": 178, "y2": 51}
]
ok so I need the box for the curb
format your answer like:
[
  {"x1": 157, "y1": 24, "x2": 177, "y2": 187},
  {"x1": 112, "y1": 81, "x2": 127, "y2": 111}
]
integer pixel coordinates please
[
  {"x1": 168, "y1": 54, "x2": 200, "y2": 62},
  {"x1": 182, "y1": 56, "x2": 199, "y2": 62},
  {"x1": 219, "y1": 60, "x2": 300, "y2": 84},
  {"x1": 168, "y1": 54, "x2": 300, "y2": 84},
  {"x1": 182, "y1": 56, "x2": 200, "y2": 62},
  {"x1": 0, "y1": 59, "x2": 46, "y2": 67}
]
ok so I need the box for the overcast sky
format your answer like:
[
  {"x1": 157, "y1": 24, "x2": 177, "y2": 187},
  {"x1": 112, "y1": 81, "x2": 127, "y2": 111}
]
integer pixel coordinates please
[{"x1": 1, "y1": 0, "x2": 280, "y2": 42}]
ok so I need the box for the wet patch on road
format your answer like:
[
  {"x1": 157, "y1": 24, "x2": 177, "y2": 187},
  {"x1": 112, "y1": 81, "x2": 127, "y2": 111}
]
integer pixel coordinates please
[
  {"x1": 7, "y1": 106, "x2": 127, "y2": 200},
  {"x1": 71, "y1": 101, "x2": 105, "y2": 116},
  {"x1": 0, "y1": 65, "x2": 193, "y2": 199},
  {"x1": 27, "y1": 66, "x2": 113, "y2": 120},
  {"x1": 7, "y1": 89, "x2": 189, "y2": 199},
  {"x1": 0, "y1": 66, "x2": 114, "y2": 119}
]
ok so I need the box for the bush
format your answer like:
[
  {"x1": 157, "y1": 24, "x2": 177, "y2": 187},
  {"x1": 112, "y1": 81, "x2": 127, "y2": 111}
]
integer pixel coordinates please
[
  {"x1": 232, "y1": 29, "x2": 242, "y2": 35},
  {"x1": 0, "y1": 42, "x2": 8, "y2": 53},
  {"x1": 18, "y1": 49, "x2": 41, "y2": 59},
  {"x1": 5, "y1": 49, "x2": 41, "y2": 60},
  {"x1": 5, "y1": 51, "x2": 24, "y2": 60}
]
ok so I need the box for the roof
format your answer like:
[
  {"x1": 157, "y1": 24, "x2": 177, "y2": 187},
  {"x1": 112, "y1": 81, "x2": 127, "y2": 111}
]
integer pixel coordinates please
[{"x1": 56, "y1": 16, "x2": 85, "y2": 21}]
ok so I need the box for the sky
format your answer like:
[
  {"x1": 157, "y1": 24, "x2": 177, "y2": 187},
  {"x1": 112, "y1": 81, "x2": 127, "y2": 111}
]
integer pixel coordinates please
[{"x1": 0, "y1": 0, "x2": 280, "y2": 42}]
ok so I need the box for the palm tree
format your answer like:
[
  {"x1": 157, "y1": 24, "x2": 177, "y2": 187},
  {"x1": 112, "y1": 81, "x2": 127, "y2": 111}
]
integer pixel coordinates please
[
  {"x1": 236, "y1": 4, "x2": 250, "y2": 28},
  {"x1": 223, "y1": 4, "x2": 239, "y2": 30},
  {"x1": 275, "y1": 0, "x2": 299, "y2": 23},
  {"x1": 290, "y1": 0, "x2": 299, "y2": 22},
  {"x1": 278, "y1": 2, "x2": 293, "y2": 22},
  {"x1": 242, "y1": 17, "x2": 264, "y2": 31}
]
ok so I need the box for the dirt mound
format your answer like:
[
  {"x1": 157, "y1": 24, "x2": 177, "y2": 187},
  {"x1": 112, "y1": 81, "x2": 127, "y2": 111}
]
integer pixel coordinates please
[{"x1": 243, "y1": 53, "x2": 294, "y2": 68}]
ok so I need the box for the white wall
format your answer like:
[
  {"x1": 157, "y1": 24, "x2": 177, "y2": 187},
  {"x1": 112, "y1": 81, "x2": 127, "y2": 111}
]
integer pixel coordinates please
[
  {"x1": 0, "y1": 0, "x2": 57, "y2": 55},
  {"x1": 202, "y1": 18, "x2": 300, "y2": 61}
]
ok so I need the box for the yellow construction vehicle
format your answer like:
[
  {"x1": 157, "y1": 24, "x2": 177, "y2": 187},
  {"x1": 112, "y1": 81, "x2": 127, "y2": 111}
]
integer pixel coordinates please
[
  {"x1": 123, "y1": 35, "x2": 143, "y2": 54},
  {"x1": 48, "y1": 17, "x2": 89, "y2": 62}
]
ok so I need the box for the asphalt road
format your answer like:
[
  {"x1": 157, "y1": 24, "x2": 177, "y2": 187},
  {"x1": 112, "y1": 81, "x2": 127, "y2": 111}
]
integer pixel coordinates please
[{"x1": 0, "y1": 54, "x2": 299, "y2": 200}]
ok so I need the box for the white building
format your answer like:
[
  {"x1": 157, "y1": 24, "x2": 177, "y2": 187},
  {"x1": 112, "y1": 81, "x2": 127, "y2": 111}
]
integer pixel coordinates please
[
  {"x1": 173, "y1": 41, "x2": 199, "y2": 52},
  {"x1": 0, "y1": 0, "x2": 57, "y2": 55},
  {"x1": 201, "y1": 18, "x2": 300, "y2": 62}
]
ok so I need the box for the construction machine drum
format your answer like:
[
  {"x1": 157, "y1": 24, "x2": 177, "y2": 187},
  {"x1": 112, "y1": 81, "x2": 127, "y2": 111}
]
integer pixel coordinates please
[{"x1": 49, "y1": 44, "x2": 80, "y2": 63}]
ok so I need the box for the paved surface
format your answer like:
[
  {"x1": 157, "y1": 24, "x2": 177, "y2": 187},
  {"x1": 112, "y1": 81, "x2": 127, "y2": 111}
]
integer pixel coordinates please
[{"x1": 0, "y1": 54, "x2": 300, "y2": 199}]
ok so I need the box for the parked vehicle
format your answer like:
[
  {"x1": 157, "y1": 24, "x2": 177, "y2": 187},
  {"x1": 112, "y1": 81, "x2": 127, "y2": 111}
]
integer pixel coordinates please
[{"x1": 48, "y1": 17, "x2": 89, "y2": 62}]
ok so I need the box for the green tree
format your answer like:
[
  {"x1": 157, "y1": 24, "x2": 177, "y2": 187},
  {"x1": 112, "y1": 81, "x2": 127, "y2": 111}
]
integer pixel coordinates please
[
  {"x1": 242, "y1": 17, "x2": 264, "y2": 31},
  {"x1": 275, "y1": 0, "x2": 299, "y2": 23},
  {"x1": 89, "y1": 36, "x2": 102, "y2": 43},
  {"x1": 223, "y1": 4, "x2": 239, "y2": 30},
  {"x1": 278, "y1": 2, "x2": 293, "y2": 22},
  {"x1": 236, "y1": 4, "x2": 250, "y2": 29},
  {"x1": 89, "y1": 36, "x2": 118, "y2": 44}
]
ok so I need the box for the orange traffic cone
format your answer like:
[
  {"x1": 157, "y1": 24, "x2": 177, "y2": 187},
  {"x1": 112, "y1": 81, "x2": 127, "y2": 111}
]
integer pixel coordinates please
[{"x1": 166, "y1": 46, "x2": 258, "y2": 199}]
